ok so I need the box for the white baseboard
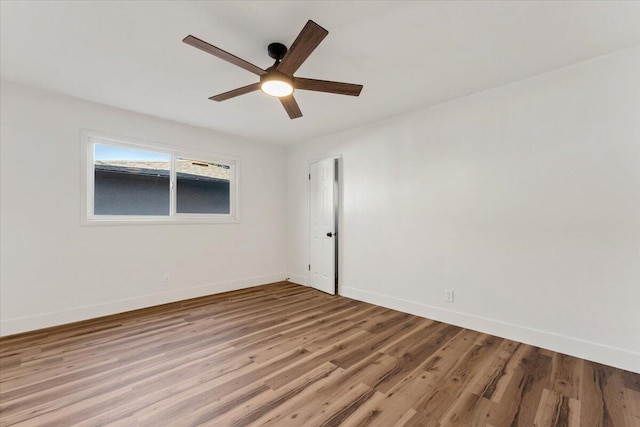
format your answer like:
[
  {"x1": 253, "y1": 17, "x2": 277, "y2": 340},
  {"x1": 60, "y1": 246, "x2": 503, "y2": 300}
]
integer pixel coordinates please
[
  {"x1": 0, "y1": 273, "x2": 287, "y2": 337},
  {"x1": 342, "y1": 286, "x2": 640, "y2": 374},
  {"x1": 286, "y1": 273, "x2": 307, "y2": 286}
]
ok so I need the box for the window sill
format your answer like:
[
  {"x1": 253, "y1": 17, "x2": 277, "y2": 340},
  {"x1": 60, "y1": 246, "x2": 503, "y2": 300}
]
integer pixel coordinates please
[{"x1": 82, "y1": 216, "x2": 240, "y2": 226}]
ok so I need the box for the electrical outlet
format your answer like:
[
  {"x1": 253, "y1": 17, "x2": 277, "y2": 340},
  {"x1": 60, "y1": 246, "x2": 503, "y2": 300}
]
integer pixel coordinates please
[
  {"x1": 163, "y1": 274, "x2": 170, "y2": 287},
  {"x1": 444, "y1": 289, "x2": 454, "y2": 303}
]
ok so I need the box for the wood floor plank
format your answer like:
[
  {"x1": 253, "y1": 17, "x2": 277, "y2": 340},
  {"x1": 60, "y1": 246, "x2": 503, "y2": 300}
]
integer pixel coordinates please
[
  {"x1": 378, "y1": 318, "x2": 436, "y2": 357},
  {"x1": 438, "y1": 391, "x2": 494, "y2": 427},
  {"x1": 330, "y1": 317, "x2": 425, "y2": 369},
  {"x1": 533, "y1": 388, "x2": 580, "y2": 427},
  {"x1": 0, "y1": 281, "x2": 638, "y2": 427},
  {"x1": 2, "y1": 345, "x2": 239, "y2": 425},
  {"x1": 286, "y1": 382, "x2": 374, "y2": 427},
  {"x1": 599, "y1": 365, "x2": 636, "y2": 427},
  {"x1": 197, "y1": 362, "x2": 340, "y2": 427},
  {"x1": 580, "y1": 358, "x2": 606, "y2": 427},
  {"x1": 262, "y1": 328, "x2": 369, "y2": 390},
  {"x1": 332, "y1": 351, "x2": 398, "y2": 391},
  {"x1": 467, "y1": 339, "x2": 521, "y2": 400},
  {"x1": 240, "y1": 364, "x2": 352, "y2": 426},
  {"x1": 476, "y1": 346, "x2": 538, "y2": 426},
  {"x1": 373, "y1": 324, "x2": 468, "y2": 394},
  {"x1": 550, "y1": 353, "x2": 583, "y2": 400},
  {"x1": 405, "y1": 334, "x2": 504, "y2": 426},
  {"x1": 507, "y1": 347, "x2": 554, "y2": 427},
  {"x1": 343, "y1": 369, "x2": 436, "y2": 426}
]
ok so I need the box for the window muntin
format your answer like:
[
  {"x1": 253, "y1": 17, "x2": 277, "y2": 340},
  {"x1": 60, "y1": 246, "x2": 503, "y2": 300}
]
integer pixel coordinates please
[{"x1": 83, "y1": 134, "x2": 238, "y2": 224}]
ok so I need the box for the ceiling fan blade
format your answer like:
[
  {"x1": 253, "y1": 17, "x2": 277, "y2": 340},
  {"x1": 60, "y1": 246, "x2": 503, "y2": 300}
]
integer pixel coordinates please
[
  {"x1": 280, "y1": 95, "x2": 303, "y2": 119},
  {"x1": 277, "y1": 20, "x2": 328, "y2": 76},
  {"x1": 296, "y1": 78, "x2": 363, "y2": 96},
  {"x1": 209, "y1": 83, "x2": 260, "y2": 102},
  {"x1": 183, "y1": 35, "x2": 266, "y2": 76}
]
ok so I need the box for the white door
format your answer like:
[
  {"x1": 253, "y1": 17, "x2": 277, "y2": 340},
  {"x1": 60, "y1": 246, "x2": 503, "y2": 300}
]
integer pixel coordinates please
[{"x1": 309, "y1": 158, "x2": 336, "y2": 295}]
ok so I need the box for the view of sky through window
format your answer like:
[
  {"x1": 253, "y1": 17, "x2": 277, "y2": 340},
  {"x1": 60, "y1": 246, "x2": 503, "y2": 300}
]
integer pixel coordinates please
[{"x1": 94, "y1": 144, "x2": 170, "y2": 162}]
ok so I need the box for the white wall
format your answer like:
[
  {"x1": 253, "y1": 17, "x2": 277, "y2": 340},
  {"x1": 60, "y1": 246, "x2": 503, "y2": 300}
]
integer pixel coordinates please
[
  {"x1": 286, "y1": 47, "x2": 640, "y2": 373},
  {"x1": 0, "y1": 81, "x2": 287, "y2": 335}
]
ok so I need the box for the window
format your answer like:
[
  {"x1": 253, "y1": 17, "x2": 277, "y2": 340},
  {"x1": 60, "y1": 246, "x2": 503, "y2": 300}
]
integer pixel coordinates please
[
  {"x1": 82, "y1": 132, "x2": 238, "y2": 224},
  {"x1": 175, "y1": 157, "x2": 231, "y2": 214}
]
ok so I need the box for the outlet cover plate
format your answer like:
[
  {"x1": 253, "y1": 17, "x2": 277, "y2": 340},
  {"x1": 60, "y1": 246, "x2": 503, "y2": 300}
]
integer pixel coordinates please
[{"x1": 444, "y1": 289, "x2": 454, "y2": 303}]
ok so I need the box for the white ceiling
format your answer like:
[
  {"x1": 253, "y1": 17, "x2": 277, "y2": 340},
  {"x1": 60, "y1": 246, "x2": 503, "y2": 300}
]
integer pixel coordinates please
[{"x1": 2, "y1": 1, "x2": 639, "y2": 145}]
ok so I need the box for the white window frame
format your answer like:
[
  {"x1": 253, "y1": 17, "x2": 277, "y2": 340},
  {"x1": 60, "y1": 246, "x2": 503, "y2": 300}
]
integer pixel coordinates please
[{"x1": 81, "y1": 130, "x2": 239, "y2": 225}]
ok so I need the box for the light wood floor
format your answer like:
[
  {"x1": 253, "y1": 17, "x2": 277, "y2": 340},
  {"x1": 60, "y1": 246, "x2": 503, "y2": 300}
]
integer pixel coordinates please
[{"x1": 1, "y1": 282, "x2": 638, "y2": 426}]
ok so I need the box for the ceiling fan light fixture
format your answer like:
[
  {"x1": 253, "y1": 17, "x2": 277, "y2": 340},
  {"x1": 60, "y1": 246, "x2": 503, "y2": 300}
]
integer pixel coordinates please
[{"x1": 260, "y1": 72, "x2": 294, "y2": 97}]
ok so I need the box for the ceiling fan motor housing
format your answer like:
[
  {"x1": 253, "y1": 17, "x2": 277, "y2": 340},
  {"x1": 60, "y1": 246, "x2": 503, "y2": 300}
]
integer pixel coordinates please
[{"x1": 268, "y1": 42, "x2": 288, "y2": 61}]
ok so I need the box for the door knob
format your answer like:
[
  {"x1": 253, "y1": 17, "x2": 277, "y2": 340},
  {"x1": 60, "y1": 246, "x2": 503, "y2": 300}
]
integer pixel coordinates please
[{"x1": 326, "y1": 232, "x2": 333, "y2": 237}]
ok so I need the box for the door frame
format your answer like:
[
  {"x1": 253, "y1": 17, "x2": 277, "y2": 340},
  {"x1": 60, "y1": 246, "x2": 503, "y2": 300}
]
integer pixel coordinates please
[{"x1": 308, "y1": 155, "x2": 341, "y2": 295}]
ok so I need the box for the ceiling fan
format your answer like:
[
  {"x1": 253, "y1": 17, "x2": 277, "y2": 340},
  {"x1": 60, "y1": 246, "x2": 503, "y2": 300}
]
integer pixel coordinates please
[{"x1": 183, "y1": 20, "x2": 363, "y2": 119}]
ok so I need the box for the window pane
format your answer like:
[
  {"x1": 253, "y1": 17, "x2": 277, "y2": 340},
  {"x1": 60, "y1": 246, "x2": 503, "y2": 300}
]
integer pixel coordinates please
[
  {"x1": 94, "y1": 144, "x2": 170, "y2": 215},
  {"x1": 176, "y1": 158, "x2": 231, "y2": 214}
]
